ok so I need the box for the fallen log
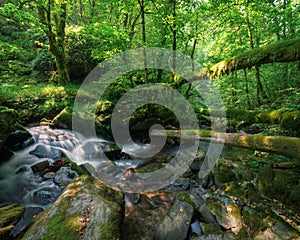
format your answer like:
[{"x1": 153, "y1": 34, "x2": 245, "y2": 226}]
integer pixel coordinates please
[{"x1": 151, "y1": 129, "x2": 300, "y2": 161}]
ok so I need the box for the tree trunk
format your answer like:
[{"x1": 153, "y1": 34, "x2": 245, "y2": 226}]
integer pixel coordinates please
[
  {"x1": 53, "y1": 52, "x2": 69, "y2": 84},
  {"x1": 198, "y1": 38, "x2": 300, "y2": 78},
  {"x1": 243, "y1": 69, "x2": 251, "y2": 109},
  {"x1": 151, "y1": 129, "x2": 300, "y2": 161},
  {"x1": 36, "y1": 1, "x2": 70, "y2": 84}
]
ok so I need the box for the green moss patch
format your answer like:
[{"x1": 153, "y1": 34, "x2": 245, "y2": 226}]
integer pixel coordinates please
[{"x1": 0, "y1": 204, "x2": 25, "y2": 239}]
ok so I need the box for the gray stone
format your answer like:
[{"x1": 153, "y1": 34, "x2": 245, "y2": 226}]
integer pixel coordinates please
[
  {"x1": 206, "y1": 198, "x2": 242, "y2": 235},
  {"x1": 155, "y1": 193, "x2": 194, "y2": 240},
  {"x1": 190, "y1": 151, "x2": 205, "y2": 171},
  {"x1": 31, "y1": 159, "x2": 50, "y2": 173},
  {"x1": 54, "y1": 167, "x2": 78, "y2": 187},
  {"x1": 30, "y1": 144, "x2": 63, "y2": 160}
]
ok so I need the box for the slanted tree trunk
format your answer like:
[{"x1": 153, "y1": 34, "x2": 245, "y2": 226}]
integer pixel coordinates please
[{"x1": 198, "y1": 38, "x2": 300, "y2": 79}]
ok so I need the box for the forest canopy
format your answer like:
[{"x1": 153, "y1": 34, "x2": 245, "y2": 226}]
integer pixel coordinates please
[{"x1": 0, "y1": 0, "x2": 300, "y2": 110}]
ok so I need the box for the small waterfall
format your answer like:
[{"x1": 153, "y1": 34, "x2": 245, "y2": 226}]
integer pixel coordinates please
[
  {"x1": 0, "y1": 126, "x2": 162, "y2": 208},
  {"x1": 0, "y1": 126, "x2": 87, "y2": 208}
]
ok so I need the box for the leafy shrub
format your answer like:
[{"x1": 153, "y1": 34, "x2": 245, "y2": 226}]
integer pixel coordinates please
[{"x1": 31, "y1": 47, "x2": 54, "y2": 74}]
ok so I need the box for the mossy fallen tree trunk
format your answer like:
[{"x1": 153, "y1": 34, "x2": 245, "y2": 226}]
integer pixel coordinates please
[
  {"x1": 152, "y1": 130, "x2": 300, "y2": 161},
  {"x1": 198, "y1": 38, "x2": 300, "y2": 78}
]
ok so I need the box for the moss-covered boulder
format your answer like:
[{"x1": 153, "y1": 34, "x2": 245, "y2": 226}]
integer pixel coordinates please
[
  {"x1": 0, "y1": 106, "x2": 20, "y2": 147},
  {"x1": 214, "y1": 159, "x2": 237, "y2": 185},
  {"x1": 22, "y1": 175, "x2": 124, "y2": 240},
  {"x1": 0, "y1": 204, "x2": 25, "y2": 239},
  {"x1": 258, "y1": 167, "x2": 299, "y2": 207},
  {"x1": 0, "y1": 106, "x2": 31, "y2": 161},
  {"x1": 280, "y1": 110, "x2": 300, "y2": 132},
  {"x1": 206, "y1": 197, "x2": 243, "y2": 235}
]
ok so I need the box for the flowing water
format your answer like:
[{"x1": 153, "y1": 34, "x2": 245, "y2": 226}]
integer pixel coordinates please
[{"x1": 0, "y1": 126, "x2": 178, "y2": 209}]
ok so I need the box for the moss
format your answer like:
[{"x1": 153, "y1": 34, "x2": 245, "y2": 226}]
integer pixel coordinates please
[
  {"x1": 258, "y1": 168, "x2": 299, "y2": 204},
  {"x1": 98, "y1": 221, "x2": 121, "y2": 240},
  {"x1": 52, "y1": 106, "x2": 72, "y2": 128},
  {"x1": 289, "y1": 184, "x2": 300, "y2": 207},
  {"x1": 226, "y1": 109, "x2": 260, "y2": 122},
  {"x1": 236, "y1": 226, "x2": 251, "y2": 239},
  {"x1": 214, "y1": 159, "x2": 237, "y2": 184},
  {"x1": 280, "y1": 110, "x2": 300, "y2": 131},
  {"x1": 62, "y1": 158, "x2": 91, "y2": 176},
  {"x1": 175, "y1": 192, "x2": 196, "y2": 208},
  {"x1": 242, "y1": 207, "x2": 265, "y2": 235},
  {"x1": 200, "y1": 222, "x2": 222, "y2": 235},
  {"x1": 203, "y1": 38, "x2": 300, "y2": 78},
  {"x1": 22, "y1": 175, "x2": 123, "y2": 239},
  {"x1": 43, "y1": 214, "x2": 81, "y2": 240},
  {"x1": 257, "y1": 166, "x2": 274, "y2": 194},
  {"x1": 206, "y1": 198, "x2": 223, "y2": 223},
  {"x1": 0, "y1": 204, "x2": 25, "y2": 239},
  {"x1": 136, "y1": 162, "x2": 165, "y2": 173}
]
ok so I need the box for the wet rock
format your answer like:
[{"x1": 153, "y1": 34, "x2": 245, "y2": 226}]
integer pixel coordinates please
[
  {"x1": 206, "y1": 197, "x2": 242, "y2": 235},
  {"x1": 0, "y1": 204, "x2": 25, "y2": 239},
  {"x1": 54, "y1": 167, "x2": 78, "y2": 187},
  {"x1": 155, "y1": 192, "x2": 194, "y2": 240},
  {"x1": 0, "y1": 147, "x2": 14, "y2": 163},
  {"x1": 30, "y1": 144, "x2": 63, "y2": 160},
  {"x1": 43, "y1": 172, "x2": 56, "y2": 179},
  {"x1": 192, "y1": 234, "x2": 235, "y2": 240},
  {"x1": 0, "y1": 129, "x2": 33, "y2": 162},
  {"x1": 3, "y1": 130, "x2": 33, "y2": 151},
  {"x1": 190, "y1": 151, "x2": 205, "y2": 171},
  {"x1": 31, "y1": 159, "x2": 50, "y2": 173},
  {"x1": 10, "y1": 207, "x2": 43, "y2": 237},
  {"x1": 191, "y1": 219, "x2": 202, "y2": 236},
  {"x1": 49, "y1": 159, "x2": 65, "y2": 172},
  {"x1": 254, "y1": 215, "x2": 300, "y2": 240},
  {"x1": 31, "y1": 186, "x2": 62, "y2": 206},
  {"x1": 173, "y1": 177, "x2": 190, "y2": 189},
  {"x1": 16, "y1": 165, "x2": 30, "y2": 174},
  {"x1": 22, "y1": 175, "x2": 124, "y2": 240},
  {"x1": 74, "y1": 140, "x2": 122, "y2": 162}
]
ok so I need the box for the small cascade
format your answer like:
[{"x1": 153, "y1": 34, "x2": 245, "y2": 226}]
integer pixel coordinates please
[
  {"x1": 0, "y1": 126, "x2": 165, "y2": 208},
  {"x1": 0, "y1": 126, "x2": 85, "y2": 208}
]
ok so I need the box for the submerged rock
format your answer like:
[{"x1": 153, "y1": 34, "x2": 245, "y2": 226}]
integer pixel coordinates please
[
  {"x1": 31, "y1": 159, "x2": 50, "y2": 173},
  {"x1": 29, "y1": 144, "x2": 63, "y2": 160},
  {"x1": 22, "y1": 175, "x2": 124, "y2": 240}
]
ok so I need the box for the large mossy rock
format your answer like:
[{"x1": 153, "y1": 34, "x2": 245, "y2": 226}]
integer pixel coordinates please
[
  {"x1": 0, "y1": 106, "x2": 20, "y2": 145},
  {"x1": 22, "y1": 175, "x2": 124, "y2": 240},
  {"x1": 0, "y1": 204, "x2": 25, "y2": 239},
  {"x1": 0, "y1": 106, "x2": 32, "y2": 162},
  {"x1": 280, "y1": 110, "x2": 300, "y2": 132}
]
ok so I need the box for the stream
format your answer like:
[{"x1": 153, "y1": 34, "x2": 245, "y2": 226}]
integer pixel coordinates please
[{"x1": 1, "y1": 126, "x2": 299, "y2": 239}]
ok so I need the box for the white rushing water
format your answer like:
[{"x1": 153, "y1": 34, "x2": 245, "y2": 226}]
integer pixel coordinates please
[{"x1": 0, "y1": 126, "x2": 164, "y2": 208}]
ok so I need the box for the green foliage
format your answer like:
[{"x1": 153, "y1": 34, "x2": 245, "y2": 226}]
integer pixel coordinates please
[
  {"x1": 0, "y1": 83, "x2": 79, "y2": 123},
  {"x1": 80, "y1": 23, "x2": 130, "y2": 61},
  {"x1": 31, "y1": 47, "x2": 54, "y2": 74}
]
